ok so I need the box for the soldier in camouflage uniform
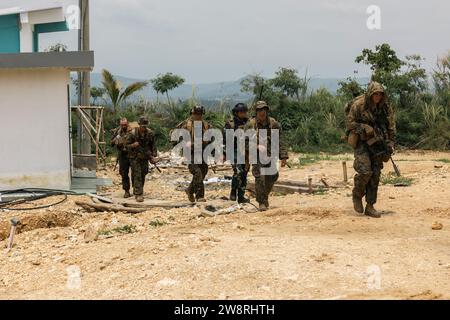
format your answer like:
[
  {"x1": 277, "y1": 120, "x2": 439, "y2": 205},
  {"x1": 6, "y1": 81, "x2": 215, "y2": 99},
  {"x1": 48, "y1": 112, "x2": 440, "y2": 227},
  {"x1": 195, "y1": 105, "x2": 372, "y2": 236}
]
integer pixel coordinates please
[
  {"x1": 126, "y1": 117, "x2": 158, "y2": 203},
  {"x1": 111, "y1": 118, "x2": 132, "y2": 198},
  {"x1": 224, "y1": 103, "x2": 250, "y2": 203},
  {"x1": 346, "y1": 82, "x2": 396, "y2": 218},
  {"x1": 175, "y1": 106, "x2": 211, "y2": 203},
  {"x1": 245, "y1": 101, "x2": 289, "y2": 212}
]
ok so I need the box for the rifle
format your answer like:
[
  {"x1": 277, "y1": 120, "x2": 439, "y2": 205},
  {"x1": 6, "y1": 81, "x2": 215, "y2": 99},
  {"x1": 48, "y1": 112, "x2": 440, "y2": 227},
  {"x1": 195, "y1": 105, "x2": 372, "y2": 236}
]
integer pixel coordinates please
[
  {"x1": 368, "y1": 117, "x2": 401, "y2": 177},
  {"x1": 252, "y1": 80, "x2": 265, "y2": 107},
  {"x1": 150, "y1": 159, "x2": 162, "y2": 173},
  {"x1": 390, "y1": 157, "x2": 401, "y2": 177},
  {"x1": 258, "y1": 84, "x2": 265, "y2": 101}
]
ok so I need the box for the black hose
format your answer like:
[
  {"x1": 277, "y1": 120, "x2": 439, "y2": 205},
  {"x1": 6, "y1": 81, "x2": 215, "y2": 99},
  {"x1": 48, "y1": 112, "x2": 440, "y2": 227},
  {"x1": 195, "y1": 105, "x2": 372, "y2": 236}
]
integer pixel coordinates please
[{"x1": 0, "y1": 188, "x2": 78, "y2": 211}]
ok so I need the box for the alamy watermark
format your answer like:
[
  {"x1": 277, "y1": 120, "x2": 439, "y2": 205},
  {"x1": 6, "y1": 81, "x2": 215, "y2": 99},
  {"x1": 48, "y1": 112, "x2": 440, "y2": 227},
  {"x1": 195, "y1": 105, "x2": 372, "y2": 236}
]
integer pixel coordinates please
[
  {"x1": 366, "y1": 265, "x2": 381, "y2": 290},
  {"x1": 66, "y1": 5, "x2": 81, "y2": 30},
  {"x1": 366, "y1": 5, "x2": 381, "y2": 30},
  {"x1": 66, "y1": 265, "x2": 82, "y2": 290}
]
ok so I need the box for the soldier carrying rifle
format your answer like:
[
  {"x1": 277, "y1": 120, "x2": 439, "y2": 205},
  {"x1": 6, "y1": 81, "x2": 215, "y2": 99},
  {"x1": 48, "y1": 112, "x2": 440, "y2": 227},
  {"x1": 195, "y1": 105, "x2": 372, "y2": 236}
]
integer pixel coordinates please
[{"x1": 345, "y1": 82, "x2": 396, "y2": 218}]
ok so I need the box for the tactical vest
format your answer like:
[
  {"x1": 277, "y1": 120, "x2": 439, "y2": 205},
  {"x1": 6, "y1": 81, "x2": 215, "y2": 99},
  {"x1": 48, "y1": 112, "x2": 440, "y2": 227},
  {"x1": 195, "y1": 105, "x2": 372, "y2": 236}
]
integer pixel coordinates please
[{"x1": 129, "y1": 128, "x2": 155, "y2": 160}]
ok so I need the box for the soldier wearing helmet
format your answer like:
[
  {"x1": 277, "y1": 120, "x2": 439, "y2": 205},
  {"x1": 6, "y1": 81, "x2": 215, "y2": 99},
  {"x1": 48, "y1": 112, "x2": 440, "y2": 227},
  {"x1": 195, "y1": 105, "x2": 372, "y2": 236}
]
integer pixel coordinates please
[
  {"x1": 346, "y1": 82, "x2": 396, "y2": 218},
  {"x1": 126, "y1": 116, "x2": 158, "y2": 202},
  {"x1": 110, "y1": 118, "x2": 132, "y2": 198},
  {"x1": 223, "y1": 103, "x2": 250, "y2": 203},
  {"x1": 245, "y1": 101, "x2": 289, "y2": 211}
]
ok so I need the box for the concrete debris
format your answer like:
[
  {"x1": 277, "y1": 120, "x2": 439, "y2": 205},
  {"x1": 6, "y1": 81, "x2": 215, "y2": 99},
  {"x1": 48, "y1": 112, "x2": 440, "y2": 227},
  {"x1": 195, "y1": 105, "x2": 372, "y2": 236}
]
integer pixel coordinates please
[{"x1": 432, "y1": 222, "x2": 443, "y2": 230}]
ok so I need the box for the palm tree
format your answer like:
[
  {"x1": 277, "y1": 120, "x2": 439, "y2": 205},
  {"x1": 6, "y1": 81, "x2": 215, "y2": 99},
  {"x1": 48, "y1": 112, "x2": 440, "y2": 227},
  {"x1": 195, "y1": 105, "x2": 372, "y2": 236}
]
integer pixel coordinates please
[{"x1": 101, "y1": 69, "x2": 148, "y2": 113}]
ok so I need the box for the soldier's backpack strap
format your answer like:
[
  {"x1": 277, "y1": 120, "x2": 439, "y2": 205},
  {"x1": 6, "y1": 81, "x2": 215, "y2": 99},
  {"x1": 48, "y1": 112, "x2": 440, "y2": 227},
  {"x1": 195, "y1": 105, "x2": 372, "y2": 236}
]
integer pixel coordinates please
[{"x1": 268, "y1": 117, "x2": 278, "y2": 129}]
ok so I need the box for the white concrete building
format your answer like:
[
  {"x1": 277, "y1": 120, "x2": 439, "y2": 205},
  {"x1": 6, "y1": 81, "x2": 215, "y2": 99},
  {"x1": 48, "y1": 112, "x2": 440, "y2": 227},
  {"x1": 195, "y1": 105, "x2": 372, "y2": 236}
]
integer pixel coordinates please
[
  {"x1": 0, "y1": 51, "x2": 94, "y2": 190},
  {"x1": 0, "y1": 3, "x2": 69, "y2": 54}
]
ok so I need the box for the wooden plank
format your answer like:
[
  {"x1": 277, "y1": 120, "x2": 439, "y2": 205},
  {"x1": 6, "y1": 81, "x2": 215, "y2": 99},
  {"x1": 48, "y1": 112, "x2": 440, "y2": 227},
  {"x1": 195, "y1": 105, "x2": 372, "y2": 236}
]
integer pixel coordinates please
[
  {"x1": 247, "y1": 182, "x2": 314, "y2": 194},
  {"x1": 117, "y1": 199, "x2": 194, "y2": 209},
  {"x1": 75, "y1": 201, "x2": 147, "y2": 214}
]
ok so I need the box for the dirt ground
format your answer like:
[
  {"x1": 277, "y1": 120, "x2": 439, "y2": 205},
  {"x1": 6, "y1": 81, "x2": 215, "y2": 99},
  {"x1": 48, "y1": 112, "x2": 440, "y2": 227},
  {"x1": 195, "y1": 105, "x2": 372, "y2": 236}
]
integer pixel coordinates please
[{"x1": 0, "y1": 150, "x2": 449, "y2": 300}]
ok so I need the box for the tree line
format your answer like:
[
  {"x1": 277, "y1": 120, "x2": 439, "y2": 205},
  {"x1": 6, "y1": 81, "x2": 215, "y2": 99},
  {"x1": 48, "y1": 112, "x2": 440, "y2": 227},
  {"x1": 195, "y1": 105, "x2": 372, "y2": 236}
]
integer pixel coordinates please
[{"x1": 71, "y1": 43, "x2": 450, "y2": 153}]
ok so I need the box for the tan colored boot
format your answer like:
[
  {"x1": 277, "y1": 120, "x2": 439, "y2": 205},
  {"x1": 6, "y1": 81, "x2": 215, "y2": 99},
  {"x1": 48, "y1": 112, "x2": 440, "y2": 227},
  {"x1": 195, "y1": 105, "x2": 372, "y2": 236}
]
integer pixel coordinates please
[
  {"x1": 365, "y1": 204, "x2": 381, "y2": 218},
  {"x1": 353, "y1": 196, "x2": 364, "y2": 213},
  {"x1": 136, "y1": 195, "x2": 144, "y2": 203},
  {"x1": 259, "y1": 203, "x2": 268, "y2": 212},
  {"x1": 196, "y1": 198, "x2": 207, "y2": 203},
  {"x1": 124, "y1": 191, "x2": 131, "y2": 199}
]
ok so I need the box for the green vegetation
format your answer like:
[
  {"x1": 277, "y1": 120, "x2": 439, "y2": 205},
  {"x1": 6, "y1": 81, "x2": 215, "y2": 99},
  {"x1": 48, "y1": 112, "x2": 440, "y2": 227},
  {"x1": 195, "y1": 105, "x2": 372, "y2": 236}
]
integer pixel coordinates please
[
  {"x1": 83, "y1": 44, "x2": 450, "y2": 155},
  {"x1": 298, "y1": 154, "x2": 331, "y2": 166},
  {"x1": 149, "y1": 219, "x2": 166, "y2": 228},
  {"x1": 314, "y1": 187, "x2": 327, "y2": 196},
  {"x1": 98, "y1": 224, "x2": 137, "y2": 236},
  {"x1": 381, "y1": 173, "x2": 413, "y2": 186},
  {"x1": 437, "y1": 158, "x2": 450, "y2": 163}
]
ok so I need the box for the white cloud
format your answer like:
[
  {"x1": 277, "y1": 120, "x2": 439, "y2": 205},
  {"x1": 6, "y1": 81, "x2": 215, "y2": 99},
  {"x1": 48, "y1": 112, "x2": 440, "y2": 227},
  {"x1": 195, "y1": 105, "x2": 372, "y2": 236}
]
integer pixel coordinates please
[{"x1": 3, "y1": 0, "x2": 450, "y2": 82}]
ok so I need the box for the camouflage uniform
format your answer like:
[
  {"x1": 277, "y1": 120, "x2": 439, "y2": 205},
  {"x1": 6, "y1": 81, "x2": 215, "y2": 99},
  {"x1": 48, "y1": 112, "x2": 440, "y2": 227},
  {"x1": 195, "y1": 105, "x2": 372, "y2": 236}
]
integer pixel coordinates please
[
  {"x1": 245, "y1": 102, "x2": 289, "y2": 207},
  {"x1": 224, "y1": 115, "x2": 249, "y2": 202},
  {"x1": 111, "y1": 125, "x2": 132, "y2": 193},
  {"x1": 346, "y1": 82, "x2": 396, "y2": 209},
  {"x1": 126, "y1": 125, "x2": 158, "y2": 198},
  {"x1": 176, "y1": 112, "x2": 211, "y2": 201}
]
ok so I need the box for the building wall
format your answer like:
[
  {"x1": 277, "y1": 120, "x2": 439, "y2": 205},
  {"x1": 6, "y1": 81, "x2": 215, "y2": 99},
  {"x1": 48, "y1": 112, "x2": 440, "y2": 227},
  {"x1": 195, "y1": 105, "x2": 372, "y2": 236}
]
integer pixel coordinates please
[
  {"x1": 0, "y1": 68, "x2": 72, "y2": 190},
  {"x1": 0, "y1": 14, "x2": 20, "y2": 53}
]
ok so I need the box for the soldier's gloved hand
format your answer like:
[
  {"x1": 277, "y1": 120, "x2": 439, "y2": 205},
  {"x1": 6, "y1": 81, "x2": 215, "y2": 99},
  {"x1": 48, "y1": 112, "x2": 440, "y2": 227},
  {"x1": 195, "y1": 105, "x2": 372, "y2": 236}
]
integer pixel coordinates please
[
  {"x1": 217, "y1": 154, "x2": 225, "y2": 164},
  {"x1": 130, "y1": 142, "x2": 140, "y2": 148},
  {"x1": 281, "y1": 159, "x2": 287, "y2": 168},
  {"x1": 362, "y1": 124, "x2": 375, "y2": 137},
  {"x1": 257, "y1": 145, "x2": 267, "y2": 153},
  {"x1": 387, "y1": 141, "x2": 395, "y2": 154}
]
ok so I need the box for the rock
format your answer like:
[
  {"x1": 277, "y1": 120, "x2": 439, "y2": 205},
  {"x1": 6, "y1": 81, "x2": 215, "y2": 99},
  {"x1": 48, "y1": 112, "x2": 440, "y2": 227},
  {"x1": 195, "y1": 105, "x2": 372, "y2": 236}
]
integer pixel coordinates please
[
  {"x1": 156, "y1": 278, "x2": 179, "y2": 287},
  {"x1": 432, "y1": 222, "x2": 443, "y2": 230},
  {"x1": 199, "y1": 236, "x2": 221, "y2": 243},
  {"x1": 84, "y1": 225, "x2": 99, "y2": 242}
]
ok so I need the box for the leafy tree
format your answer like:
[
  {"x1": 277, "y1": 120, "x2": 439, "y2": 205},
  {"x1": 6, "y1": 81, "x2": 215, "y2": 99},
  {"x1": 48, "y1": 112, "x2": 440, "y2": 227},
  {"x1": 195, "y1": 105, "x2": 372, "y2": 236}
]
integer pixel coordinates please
[
  {"x1": 151, "y1": 73, "x2": 185, "y2": 106},
  {"x1": 270, "y1": 67, "x2": 309, "y2": 101},
  {"x1": 45, "y1": 43, "x2": 68, "y2": 52},
  {"x1": 240, "y1": 73, "x2": 280, "y2": 108},
  {"x1": 90, "y1": 86, "x2": 106, "y2": 105},
  {"x1": 101, "y1": 69, "x2": 148, "y2": 113},
  {"x1": 337, "y1": 77, "x2": 365, "y2": 100},
  {"x1": 356, "y1": 44, "x2": 428, "y2": 106},
  {"x1": 433, "y1": 52, "x2": 450, "y2": 107},
  {"x1": 356, "y1": 43, "x2": 404, "y2": 81}
]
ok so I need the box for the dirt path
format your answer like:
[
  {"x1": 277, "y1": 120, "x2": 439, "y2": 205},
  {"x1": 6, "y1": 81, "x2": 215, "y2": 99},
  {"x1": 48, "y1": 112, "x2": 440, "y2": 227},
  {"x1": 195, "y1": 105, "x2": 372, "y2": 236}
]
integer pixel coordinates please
[{"x1": 0, "y1": 151, "x2": 449, "y2": 300}]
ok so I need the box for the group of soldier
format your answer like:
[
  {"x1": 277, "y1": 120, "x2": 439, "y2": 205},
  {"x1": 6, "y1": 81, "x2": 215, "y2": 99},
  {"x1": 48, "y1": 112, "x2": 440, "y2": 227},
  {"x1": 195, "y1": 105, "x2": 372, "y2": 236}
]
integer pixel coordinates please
[{"x1": 111, "y1": 81, "x2": 396, "y2": 217}]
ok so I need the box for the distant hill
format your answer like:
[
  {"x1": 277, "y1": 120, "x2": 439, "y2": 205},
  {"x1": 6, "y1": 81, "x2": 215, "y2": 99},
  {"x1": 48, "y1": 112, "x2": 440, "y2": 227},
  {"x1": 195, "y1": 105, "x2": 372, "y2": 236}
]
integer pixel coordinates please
[{"x1": 73, "y1": 73, "x2": 370, "y2": 103}]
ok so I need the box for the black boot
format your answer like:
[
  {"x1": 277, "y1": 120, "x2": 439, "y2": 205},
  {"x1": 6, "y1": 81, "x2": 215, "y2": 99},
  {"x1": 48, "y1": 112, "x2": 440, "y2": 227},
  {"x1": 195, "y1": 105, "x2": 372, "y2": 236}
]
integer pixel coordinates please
[
  {"x1": 229, "y1": 189, "x2": 237, "y2": 202},
  {"x1": 353, "y1": 196, "x2": 364, "y2": 213},
  {"x1": 365, "y1": 204, "x2": 381, "y2": 218},
  {"x1": 237, "y1": 190, "x2": 250, "y2": 204}
]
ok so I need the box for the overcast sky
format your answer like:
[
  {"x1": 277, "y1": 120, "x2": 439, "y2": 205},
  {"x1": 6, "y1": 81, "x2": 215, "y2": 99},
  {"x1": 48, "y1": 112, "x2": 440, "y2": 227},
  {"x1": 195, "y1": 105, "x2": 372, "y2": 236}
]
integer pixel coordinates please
[{"x1": 3, "y1": 0, "x2": 450, "y2": 83}]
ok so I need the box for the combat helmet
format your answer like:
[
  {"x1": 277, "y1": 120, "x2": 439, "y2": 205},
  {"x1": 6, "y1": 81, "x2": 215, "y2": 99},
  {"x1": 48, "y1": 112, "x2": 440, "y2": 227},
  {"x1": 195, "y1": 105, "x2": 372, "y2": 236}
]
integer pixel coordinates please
[
  {"x1": 232, "y1": 103, "x2": 248, "y2": 114},
  {"x1": 254, "y1": 101, "x2": 269, "y2": 111},
  {"x1": 191, "y1": 105, "x2": 206, "y2": 115},
  {"x1": 138, "y1": 116, "x2": 149, "y2": 126}
]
